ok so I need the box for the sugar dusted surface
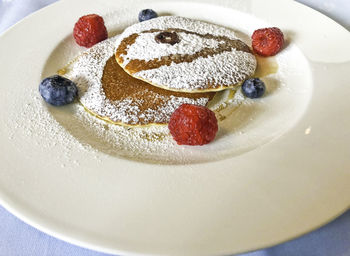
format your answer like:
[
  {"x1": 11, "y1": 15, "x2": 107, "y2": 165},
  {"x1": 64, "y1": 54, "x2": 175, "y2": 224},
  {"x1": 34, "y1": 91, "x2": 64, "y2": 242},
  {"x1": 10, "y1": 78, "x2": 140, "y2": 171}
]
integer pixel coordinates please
[
  {"x1": 65, "y1": 37, "x2": 210, "y2": 125},
  {"x1": 60, "y1": 89, "x2": 246, "y2": 164},
  {"x1": 6, "y1": 85, "x2": 243, "y2": 164},
  {"x1": 10, "y1": 15, "x2": 288, "y2": 164},
  {"x1": 115, "y1": 16, "x2": 240, "y2": 43},
  {"x1": 42, "y1": 15, "x2": 281, "y2": 164},
  {"x1": 122, "y1": 31, "x2": 224, "y2": 65},
  {"x1": 136, "y1": 50, "x2": 256, "y2": 90},
  {"x1": 50, "y1": 27, "x2": 247, "y2": 163},
  {"x1": 116, "y1": 16, "x2": 257, "y2": 91}
]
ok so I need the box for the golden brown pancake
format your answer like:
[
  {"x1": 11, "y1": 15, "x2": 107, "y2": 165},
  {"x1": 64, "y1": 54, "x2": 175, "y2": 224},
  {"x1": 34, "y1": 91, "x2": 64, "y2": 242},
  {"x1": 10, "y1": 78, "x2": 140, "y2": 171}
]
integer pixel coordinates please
[
  {"x1": 115, "y1": 16, "x2": 257, "y2": 93},
  {"x1": 64, "y1": 37, "x2": 215, "y2": 126}
]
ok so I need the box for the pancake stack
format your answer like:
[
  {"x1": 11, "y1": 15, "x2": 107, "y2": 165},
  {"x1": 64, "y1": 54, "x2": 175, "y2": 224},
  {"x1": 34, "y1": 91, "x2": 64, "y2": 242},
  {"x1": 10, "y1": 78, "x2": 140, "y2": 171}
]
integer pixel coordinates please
[{"x1": 67, "y1": 16, "x2": 257, "y2": 126}]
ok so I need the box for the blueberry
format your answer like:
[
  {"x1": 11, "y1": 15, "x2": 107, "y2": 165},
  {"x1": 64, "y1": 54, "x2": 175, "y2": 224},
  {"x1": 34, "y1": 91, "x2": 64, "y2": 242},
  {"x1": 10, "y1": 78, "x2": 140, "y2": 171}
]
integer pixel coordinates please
[
  {"x1": 138, "y1": 9, "x2": 158, "y2": 22},
  {"x1": 242, "y1": 78, "x2": 266, "y2": 98},
  {"x1": 39, "y1": 75, "x2": 78, "y2": 106}
]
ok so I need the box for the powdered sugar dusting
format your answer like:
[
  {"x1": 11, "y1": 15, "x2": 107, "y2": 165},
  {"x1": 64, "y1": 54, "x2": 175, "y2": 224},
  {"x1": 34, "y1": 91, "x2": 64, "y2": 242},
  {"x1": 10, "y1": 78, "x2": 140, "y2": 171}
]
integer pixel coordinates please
[
  {"x1": 3, "y1": 6, "x2": 307, "y2": 166},
  {"x1": 65, "y1": 37, "x2": 211, "y2": 125},
  {"x1": 6, "y1": 85, "x2": 244, "y2": 165},
  {"x1": 115, "y1": 16, "x2": 239, "y2": 44},
  {"x1": 116, "y1": 16, "x2": 257, "y2": 91},
  {"x1": 136, "y1": 50, "x2": 256, "y2": 90},
  {"x1": 4, "y1": 12, "x2": 292, "y2": 165},
  {"x1": 122, "y1": 31, "x2": 224, "y2": 65},
  {"x1": 6, "y1": 89, "x2": 100, "y2": 168}
]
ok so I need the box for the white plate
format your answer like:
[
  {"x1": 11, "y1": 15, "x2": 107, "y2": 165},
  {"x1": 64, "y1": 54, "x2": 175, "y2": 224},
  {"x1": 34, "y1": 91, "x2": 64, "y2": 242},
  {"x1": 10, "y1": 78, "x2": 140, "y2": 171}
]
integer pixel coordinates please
[{"x1": 0, "y1": 0, "x2": 349, "y2": 255}]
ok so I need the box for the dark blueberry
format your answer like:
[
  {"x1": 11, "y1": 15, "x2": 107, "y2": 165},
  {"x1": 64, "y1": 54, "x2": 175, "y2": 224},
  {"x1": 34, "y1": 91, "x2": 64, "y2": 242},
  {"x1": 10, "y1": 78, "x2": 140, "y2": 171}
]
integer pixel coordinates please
[
  {"x1": 39, "y1": 75, "x2": 78, "y2": 106},
  {"x1": 155, "y1": 31, "x2": 180, "y2": 45},
  {"x1": 242, "y1": 78, "x2": 266, "y2": 99},
  {"x1": 138, "y1": 9, "x2": 158, "y2": 22}
]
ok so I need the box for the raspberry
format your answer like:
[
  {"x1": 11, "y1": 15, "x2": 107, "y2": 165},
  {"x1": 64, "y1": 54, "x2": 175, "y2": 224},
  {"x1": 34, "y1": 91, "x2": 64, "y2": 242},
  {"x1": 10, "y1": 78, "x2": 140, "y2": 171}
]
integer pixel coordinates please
[
  {"x1": 251, "y1": 27, "x2": 284, "y2": 57},
  {"x1": 168, "y1": 104, "x2": 218, "y2": 146},
  {"x1": 73, "y1": 14, "x2": 108, "y2": 48}
]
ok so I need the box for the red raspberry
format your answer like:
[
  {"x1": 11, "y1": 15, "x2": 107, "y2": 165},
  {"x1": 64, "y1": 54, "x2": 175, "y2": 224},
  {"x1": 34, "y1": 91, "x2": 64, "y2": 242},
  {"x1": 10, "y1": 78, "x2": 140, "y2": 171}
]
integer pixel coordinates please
[
  {"x1": 168, "y1": 104, "x2": 218, "y2": 146},
  {"x1": 251, "y1": 27, "x2": 284, "y2": 57},
  {"x1": 73, "y1": 14, "x2": 108, "y2": 48}
]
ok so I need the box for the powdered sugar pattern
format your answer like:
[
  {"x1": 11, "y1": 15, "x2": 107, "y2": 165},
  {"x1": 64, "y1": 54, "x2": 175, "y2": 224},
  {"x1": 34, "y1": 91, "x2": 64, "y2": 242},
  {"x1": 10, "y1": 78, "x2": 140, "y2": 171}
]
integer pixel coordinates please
[
  {"x1": 65, "y1": 37, "x2": 210, "y2": 125},
  {"x1": 122, "y1": 32, "x2": 224, "y2": 65},
  {"x1": 114, "y1": 16, "x2": 240, "y2": 45},
  {"x1": 115, "y1": 16, "x2": 257, "y2": 91},
  {"x1": 136, "y1": 50, "x2": 256, "y2": 90},
  {"x1": 5, "y1": 12, "x2": 291, "y2": 165}
]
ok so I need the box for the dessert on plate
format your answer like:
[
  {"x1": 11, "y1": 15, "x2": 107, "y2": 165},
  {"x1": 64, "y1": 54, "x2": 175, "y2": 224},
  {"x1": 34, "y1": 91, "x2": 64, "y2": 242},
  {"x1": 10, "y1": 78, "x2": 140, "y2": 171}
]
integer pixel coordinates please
[{"x1": 39, "y1": 10, "x2": 284, "y2": 146}]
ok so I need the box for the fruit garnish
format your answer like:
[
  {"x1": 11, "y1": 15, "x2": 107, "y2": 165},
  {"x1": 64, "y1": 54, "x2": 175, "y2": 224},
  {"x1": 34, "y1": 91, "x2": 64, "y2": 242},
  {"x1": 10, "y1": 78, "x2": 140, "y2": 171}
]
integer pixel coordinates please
[
  {"x1": 252, "y1": 27, "x2": 284, "y2": 57},
  {"x1": 242, "y1": 78, "x2": 266, "y2": 98},
  {"x1": 39, "y1": 75, "x2": 78, "y2": 106},
  {"x1": 155, "y1": 31, "x2": 180, "y2": 45},
  {"x1": 138, "y1": 9, "x2": 158, "y2": 22},
  {"x1": 73, "y1": 14, "x2": 108, "y2": 48},
  {"x1": 168, "y1": 104, "x2": 218, "y2": 146}
]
